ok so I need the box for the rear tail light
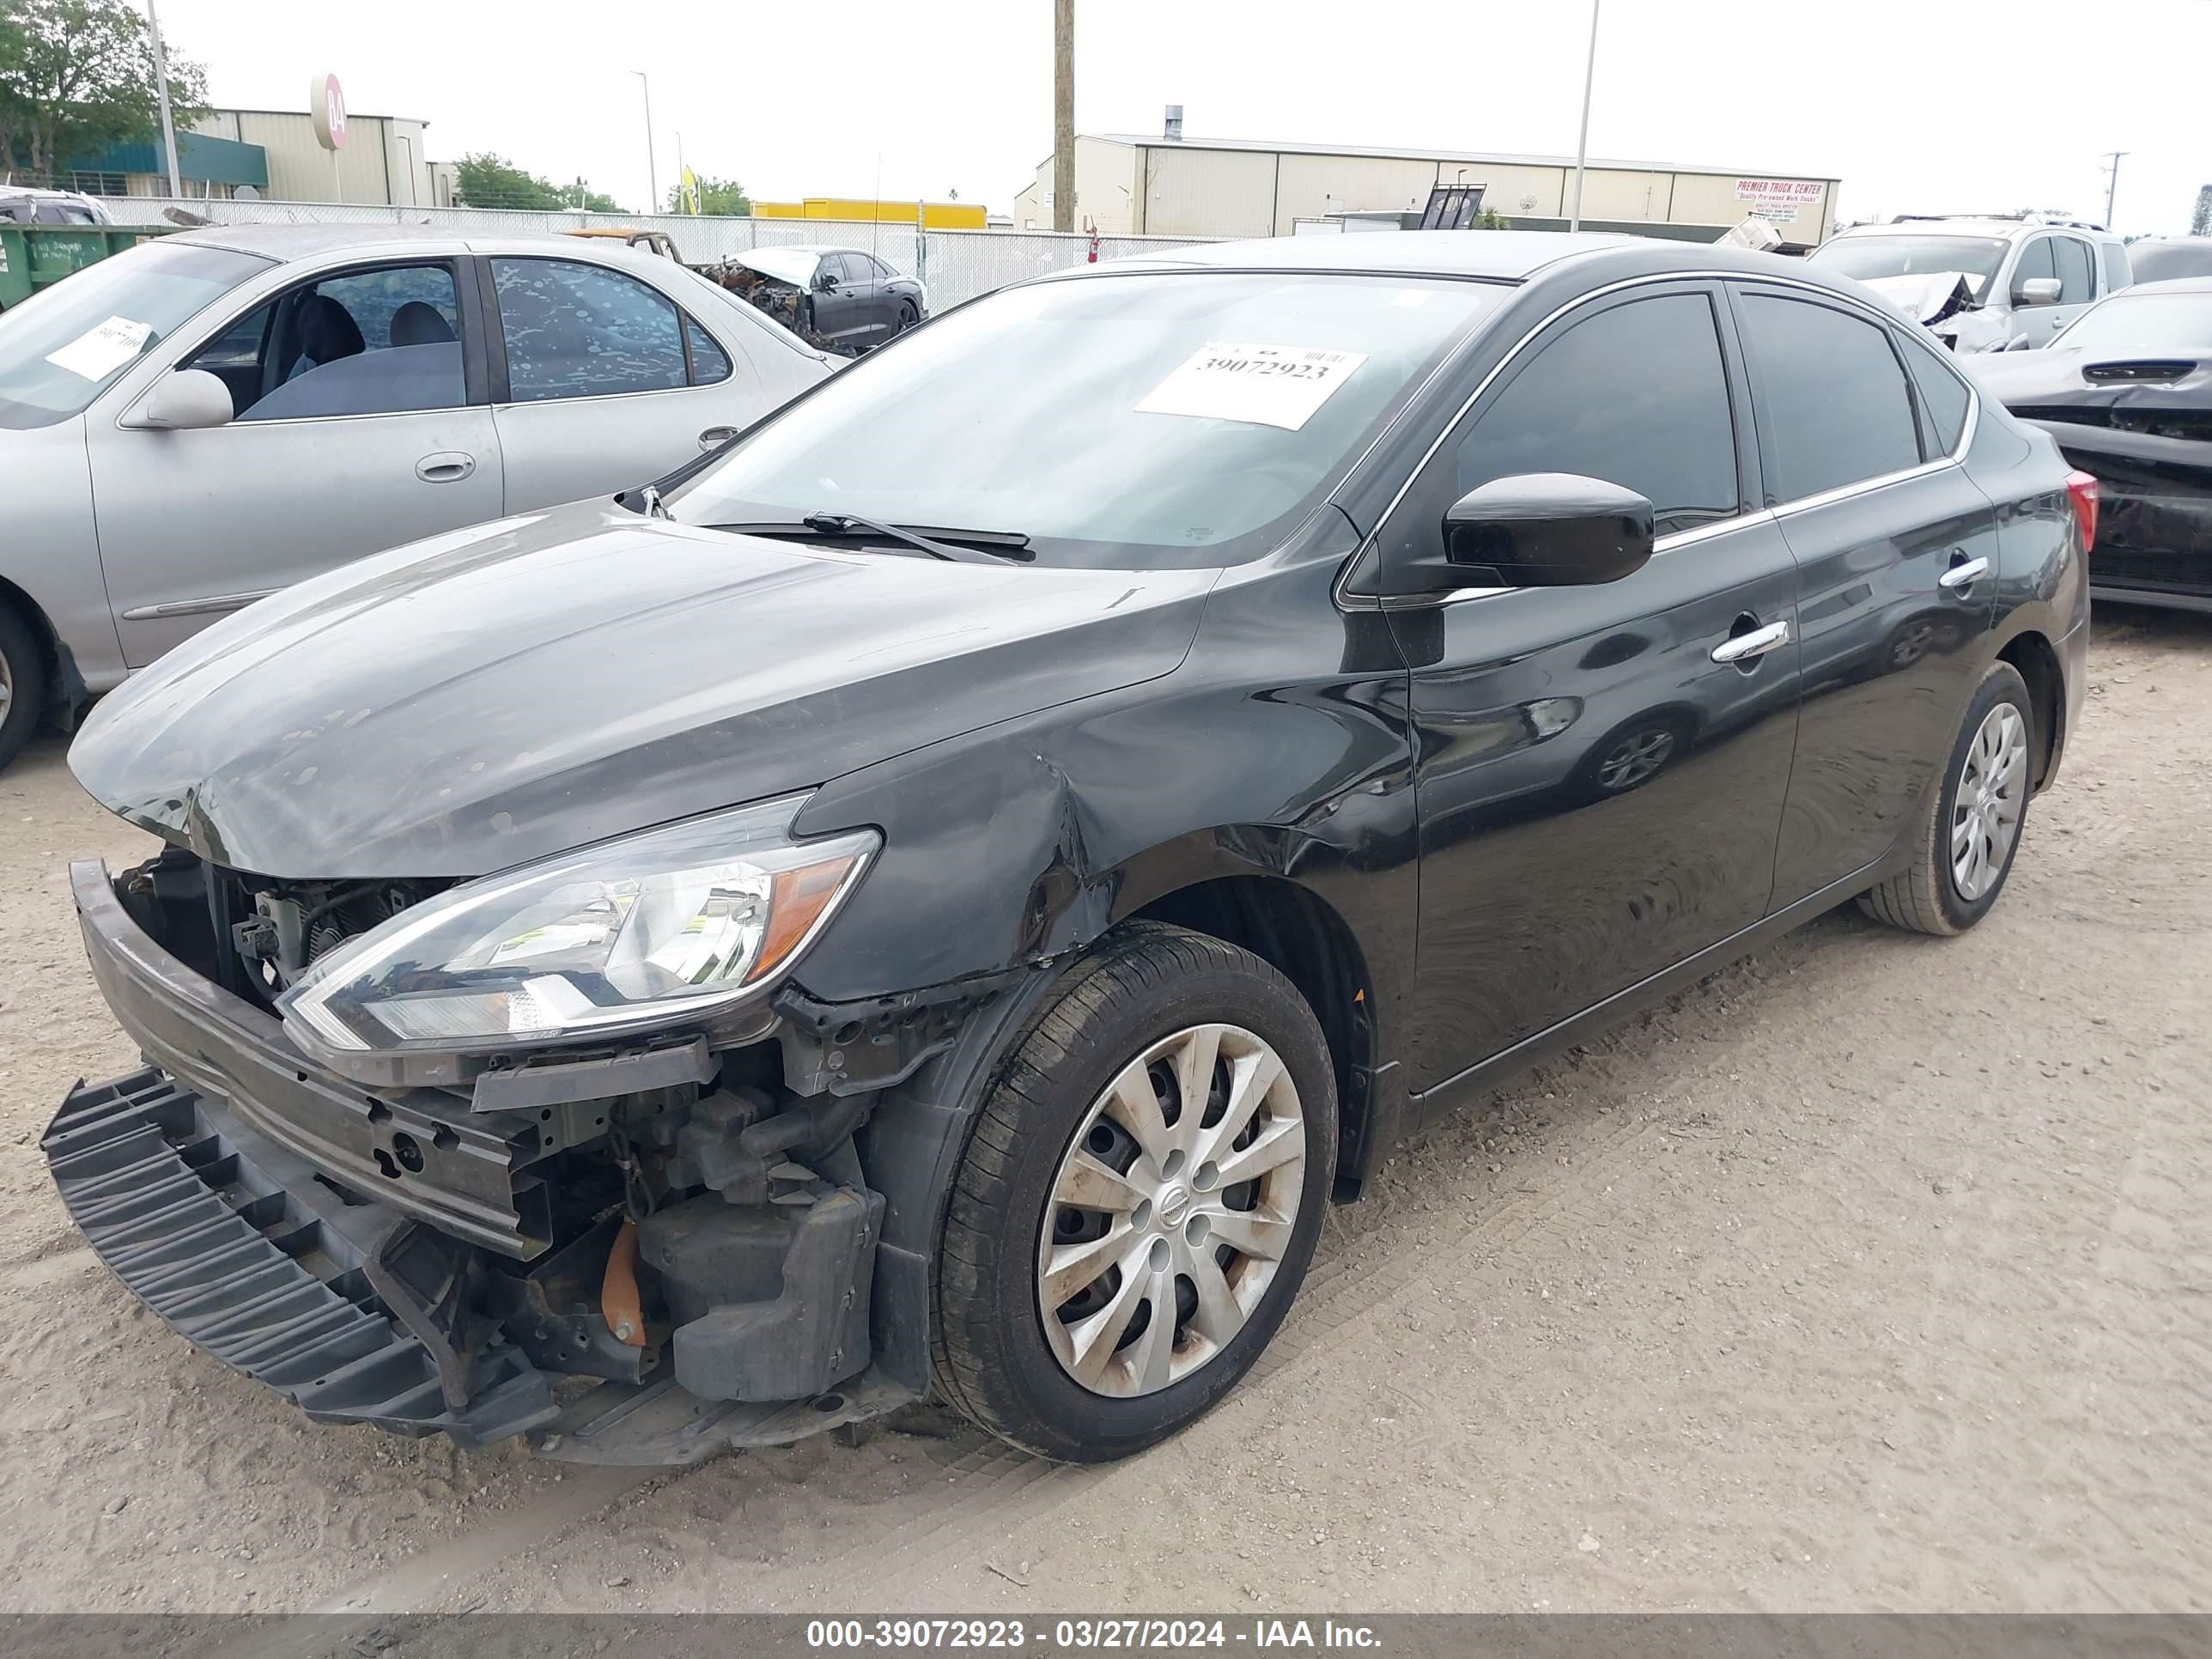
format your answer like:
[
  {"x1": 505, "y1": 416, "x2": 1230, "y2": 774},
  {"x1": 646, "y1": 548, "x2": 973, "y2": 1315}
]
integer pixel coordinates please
[{"x1": 2065, "y1": 470, "x2": 2100, "y2": 554}]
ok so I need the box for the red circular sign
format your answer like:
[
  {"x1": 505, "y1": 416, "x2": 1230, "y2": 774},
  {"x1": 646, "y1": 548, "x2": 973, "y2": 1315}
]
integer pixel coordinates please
[{"x1": 313, "y1": 73, "x2": 348, "y2": 151}]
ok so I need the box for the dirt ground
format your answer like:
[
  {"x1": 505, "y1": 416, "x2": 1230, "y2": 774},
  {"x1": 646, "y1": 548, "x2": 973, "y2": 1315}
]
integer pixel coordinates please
[{"x1": 2, "y1": 605, "x2": 2209, "y2": 1620}]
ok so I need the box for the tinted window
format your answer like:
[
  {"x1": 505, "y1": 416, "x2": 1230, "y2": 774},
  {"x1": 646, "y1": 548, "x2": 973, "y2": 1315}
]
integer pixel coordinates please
[
  {"x1": 2011, "y1": 237, "x2": 2056, "y2": 298},
  {"x1": 1453, "y1": 293, "x2": 1739, "y2": 536},
  {"x1": 493, "y1": 258, "x2": 686, "y2": 402},
  {"x1": 825, "y1": 254, "x2": 862, "y2": 285},
  {"x1": 1895, "y1": 328, "x2": 1972, "y2": 456},
  {"x1": 2100, "y1": 241, "x2": 2131, "y2": 292},
  {"x1": 684, "y1": 315, "x2": 732, "y2": 386},
  {"x1": 864, "y1": 255, "x2": 896, "y2": 281},
  {"x1": 1809, "y1": 235, "x2": 2008, "y2": 293},
  {"x1": 189, "y1": 262, "x2": 465, "y2": 421},
  {"x1": 1737, "y1": 294, "x2": 1920, "y2": 501},
  {"x1": 2127, "y1": 241, "x2": 2212, "y2": 284},
  {"x1": 2052, "y1": 237, "x2": 2094, "y2": 304}
]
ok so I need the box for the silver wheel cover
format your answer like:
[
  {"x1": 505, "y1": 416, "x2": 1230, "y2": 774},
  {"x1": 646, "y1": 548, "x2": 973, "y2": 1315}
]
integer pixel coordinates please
[
  {"x1": 1952, "y1": 702, "x2": 2028, "y2": 902},
  {"x1": 1036, "y1": 1023, "x2": 1307, "y2": 1398}
]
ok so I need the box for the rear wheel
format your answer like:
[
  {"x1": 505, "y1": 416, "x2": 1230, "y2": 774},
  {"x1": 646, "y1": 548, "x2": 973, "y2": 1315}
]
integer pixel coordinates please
[
  {"x1": 1857, "y1": 660, "x2": 2034, "y2": 935},
  {"x1": 0, "y1": 604, "x2": 48, "y2": 772},
  {"x1": 932, "y1": 922, "x2": 1335, "y2": 1462}
]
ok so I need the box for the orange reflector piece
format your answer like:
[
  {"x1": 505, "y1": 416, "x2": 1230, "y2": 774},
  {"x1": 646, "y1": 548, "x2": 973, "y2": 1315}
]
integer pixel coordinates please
[{"x1": 744, "y1": 854, "x2": 860, "y2": 984}]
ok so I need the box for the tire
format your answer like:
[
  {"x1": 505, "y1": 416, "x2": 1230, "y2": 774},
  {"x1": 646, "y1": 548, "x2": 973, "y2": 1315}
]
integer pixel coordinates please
[
  {"x1": 1857, "y1": 660, "x2": 2034, "y2": 936},
  {"x1": 0, "y1": 604, "x2": 48, "y2": 773},
  {"x1": 932, "y1": 921, "x2": 1337, "y2": 1462},
  {"x1": 896, "y1": 301, "x2": 919, "y2": 335}
]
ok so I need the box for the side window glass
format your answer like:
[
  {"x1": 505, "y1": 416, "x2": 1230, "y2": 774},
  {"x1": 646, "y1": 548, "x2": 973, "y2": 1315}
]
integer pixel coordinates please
[
  {"x1": 2100, "y1": 242, "x2": 2130, "y2": 295},
  {"x1": 1895, "y1": 327, "x2": 1972, "y2": 458},
  {"x1": 2052, "y1": 237, "x2": 2094, "y2": 304},
  {"x1": 2010, "y1": 237, "x2": 2055, "y2": 300},
  {"x1": 493, "y1": 258, "x2": 686, "y2": 402},
  {"x1": 233, "y1": 263, "x2": 465, "y2": 422},
  {"x1": 1736, "y1": 294, "x2": 1921, "y2": 501},
  {"x1": 185, "y1": 301, "x2": 276, "y2": 415},
  {"x1": 1453, "y1": 292, "x2": 1739, "y2": 537},
  {"x1": 684, "y1": 315, "x2": 732, "y2": 386},
  {"x1": 866, "y1": 255, "x2": 896, "y2": 281}
]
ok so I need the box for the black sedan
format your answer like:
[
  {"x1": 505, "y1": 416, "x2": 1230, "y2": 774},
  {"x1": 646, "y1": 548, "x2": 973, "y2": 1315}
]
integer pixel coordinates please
[
  {"x1": 49, "y1": 233, "x2": 2087, "y2": 1466},
  {"x1": 711, "y1": 245, "x2": 927, "y2": 356},
  {"x1": 1969, "y1": 276, "x2": 2212, "y2": 611}
]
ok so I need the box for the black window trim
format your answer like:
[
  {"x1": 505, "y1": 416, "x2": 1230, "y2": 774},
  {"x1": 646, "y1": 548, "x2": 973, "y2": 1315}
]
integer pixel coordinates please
[
  {"x1": 479, "y1": 252, "x2": 732, "y2": 405},
  {"x1": 161, "y1": 252, "x2": 488, "y2": 428}
]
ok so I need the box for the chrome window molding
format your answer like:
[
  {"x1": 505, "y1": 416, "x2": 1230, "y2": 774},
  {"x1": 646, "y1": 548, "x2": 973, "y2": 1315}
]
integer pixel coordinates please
[{"x1": 1334, "y1": 264, "x2": 1983, "y2": 614}]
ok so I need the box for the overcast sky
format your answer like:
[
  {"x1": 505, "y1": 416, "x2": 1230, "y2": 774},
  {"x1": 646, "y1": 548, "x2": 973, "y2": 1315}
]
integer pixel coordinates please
[{"x1": 157, "y1": 0, "x2": 2210, "y2": 234}]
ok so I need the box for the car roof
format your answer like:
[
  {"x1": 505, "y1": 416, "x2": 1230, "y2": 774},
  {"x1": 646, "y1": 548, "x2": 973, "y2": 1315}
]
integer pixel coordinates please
[
  {"x1": 1832, "y1": 218, "x2": 2116, "y2": 242},
  {"x1": 162, "y1": 221, "x2": 687, "y2": 264}
]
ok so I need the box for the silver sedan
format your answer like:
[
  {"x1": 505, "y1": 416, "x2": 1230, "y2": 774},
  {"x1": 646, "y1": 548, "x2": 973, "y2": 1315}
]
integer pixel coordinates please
[{"x1": 0, "y1": 223, "x2": 834, "y2": 767}]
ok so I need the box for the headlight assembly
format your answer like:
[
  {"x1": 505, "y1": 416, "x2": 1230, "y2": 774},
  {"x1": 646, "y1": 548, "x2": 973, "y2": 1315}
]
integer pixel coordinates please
[{"x1": 279, "y1": 795, "x2": 875, "y2": 1060}]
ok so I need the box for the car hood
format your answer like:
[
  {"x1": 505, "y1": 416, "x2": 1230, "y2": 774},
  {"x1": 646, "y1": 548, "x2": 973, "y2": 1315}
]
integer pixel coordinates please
[
  {"x1": 1860, "y1": 271, "x2": 1982, "y2": 324},
  {"x1": 731, "y1": 249, "x2": 820, "y2": 288},
  {"x1": 70, "y1": 501, "x2": 1217, "y2": 878},
  {"x1": 1965, "y1": 346, "x2": 2212, "y2": 412}
]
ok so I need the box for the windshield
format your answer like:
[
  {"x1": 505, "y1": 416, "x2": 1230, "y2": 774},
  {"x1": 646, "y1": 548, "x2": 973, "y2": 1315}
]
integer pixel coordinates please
[
  {"x1": 0, "y1": 240, "x2": 271, "y2": 430},
  {"x1": 2054, "y1": 291, "x2": 2212, "y2": 355},
  {"x1": 1809, "y1": 235, "x2": 2008, "y2": 295},
  {"x1": 667, "y1": 270, "x2": 1506, "y2": 568}
]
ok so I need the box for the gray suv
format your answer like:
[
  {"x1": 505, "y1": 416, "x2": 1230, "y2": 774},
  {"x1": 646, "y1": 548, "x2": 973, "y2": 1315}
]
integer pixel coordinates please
[{"x1": 1809, "y1": 215, "x2": 2131, "y2": 353}]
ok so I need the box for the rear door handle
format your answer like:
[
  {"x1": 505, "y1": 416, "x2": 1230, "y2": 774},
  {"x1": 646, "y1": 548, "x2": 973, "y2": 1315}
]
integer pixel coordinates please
[
  {"x1": 416, "y1": 452, "x2": 476, "y2": 483},
  {"x1": 1710, "y1": 618, "x2": 1791, "y2": 664},
  {"x1": 1939, "y1": 555, "x2": 1990, "y2": 592},
  {"x1": 697, "y1": 426, "x2": 738, "y2": 451}
]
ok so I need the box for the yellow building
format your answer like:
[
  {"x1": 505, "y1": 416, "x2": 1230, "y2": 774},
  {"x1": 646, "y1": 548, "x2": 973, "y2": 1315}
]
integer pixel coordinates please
[{"x1": 753, "y1": 198, "x2": 986, "y2": 229}]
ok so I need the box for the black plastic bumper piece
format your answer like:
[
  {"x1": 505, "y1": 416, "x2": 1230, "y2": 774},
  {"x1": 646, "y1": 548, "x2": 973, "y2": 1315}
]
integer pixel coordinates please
[{"x1": 43, "y1": 1068, "x2": 556, "y2": 1449}]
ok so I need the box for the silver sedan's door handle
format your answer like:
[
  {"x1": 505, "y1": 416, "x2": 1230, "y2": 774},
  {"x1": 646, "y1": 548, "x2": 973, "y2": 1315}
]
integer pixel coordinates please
[
  {"x1": 416, "y1": 452, "x2": 476, "y2": 483},
  {"x1": 1711, "y1": 618, "x2": 1791, "y2": 665},
  {"x1": 1939, "y1": 556, "x2": 1990, "y2": 592},
  {"x1": 697, "y1": 425, "x2": 738, "y2": 451}
]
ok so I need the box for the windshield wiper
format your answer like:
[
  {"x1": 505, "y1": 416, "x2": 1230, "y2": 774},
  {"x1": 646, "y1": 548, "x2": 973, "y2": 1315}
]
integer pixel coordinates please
[{"x1": 721, "y1": 514, "x2": 1030, "y2": 563}]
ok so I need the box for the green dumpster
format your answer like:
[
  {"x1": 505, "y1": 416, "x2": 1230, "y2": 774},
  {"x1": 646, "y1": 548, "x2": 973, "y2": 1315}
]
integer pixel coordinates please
[{"x1": 0, "y1": 223, "x2": 174, "y2": 311}]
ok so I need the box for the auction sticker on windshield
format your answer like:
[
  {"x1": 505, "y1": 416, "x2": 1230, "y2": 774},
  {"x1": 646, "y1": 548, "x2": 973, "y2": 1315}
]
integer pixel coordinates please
[
  {"x1": 44, "y1": 315, "x2": 154, "y2": 381},
  {"x1": 1135, "y1": 341, "x2": 1368, "y2": 430}
]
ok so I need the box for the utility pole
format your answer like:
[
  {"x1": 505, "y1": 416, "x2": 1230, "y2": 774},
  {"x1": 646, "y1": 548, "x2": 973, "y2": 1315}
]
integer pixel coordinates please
[
  {"x1": 630, "y1": 71, "x2": 658, "y2": 215},
  {"x1": 2100, "y1": 151, "x2": 2128, "y2": 229},
  {"x1": 1568, "y1": 0, "x2": 1601, "y2": 232},
  {"x1": 145, "y1": 0, "x2": 182, "y2": 196},
  {"x1": 1052, "y1": 0, "x2": 1074, "y2": 233}
]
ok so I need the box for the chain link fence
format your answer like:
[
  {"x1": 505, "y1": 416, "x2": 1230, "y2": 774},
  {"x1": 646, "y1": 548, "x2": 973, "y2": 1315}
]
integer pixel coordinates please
[{"x1": 96, "y1": 198, "x2": 1220, "y2": 310}]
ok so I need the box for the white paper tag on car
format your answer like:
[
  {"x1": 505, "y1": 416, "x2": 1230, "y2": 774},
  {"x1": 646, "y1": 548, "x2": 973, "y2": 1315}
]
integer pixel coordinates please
[
  {"x1": 1135, "y1": 342, "x2": 1369, "y2": 430},
  {"x1": 44, "y1": 315, "x2": 154, "y2": 382}
]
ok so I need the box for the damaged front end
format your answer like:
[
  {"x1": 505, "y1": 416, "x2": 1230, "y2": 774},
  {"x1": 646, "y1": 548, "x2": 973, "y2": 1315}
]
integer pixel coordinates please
[
  {"x1": 42, "y1": 847, "x2": 958, "y2": 1464},
  {"x1": 702, "y1": 253, "x2": 844, "y2": 357}
]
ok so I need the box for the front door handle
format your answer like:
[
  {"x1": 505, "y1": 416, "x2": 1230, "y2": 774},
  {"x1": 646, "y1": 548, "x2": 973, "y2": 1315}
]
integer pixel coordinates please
[
  {"x1": 697, "y1": 425, "x2": 738, "y2": 451},
  {"x1": 416, "y1": 451, "x2": 476, "y2": 483},
  {"x1": 1710, "y1": 617, "x2": 1791, "y2": 665},
  {"x1": 1939, "y1": 555, "x2": 1990, "y2": 592}
]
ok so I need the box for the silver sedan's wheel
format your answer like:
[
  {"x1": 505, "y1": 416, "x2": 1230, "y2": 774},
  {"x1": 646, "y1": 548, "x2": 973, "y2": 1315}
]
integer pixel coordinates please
[
  {"x1": 1951, "y1": 702, "x2": 2027, "y2": 901},
  {"x1": 1036, "y1": 1022, "x2": 1307, "y2": 1399}
]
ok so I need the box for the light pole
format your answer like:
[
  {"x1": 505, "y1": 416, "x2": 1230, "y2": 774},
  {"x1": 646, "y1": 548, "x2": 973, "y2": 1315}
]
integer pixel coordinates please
[
  {"x1": 1568, "y1": 0, "x2": 1601, "y2": 232},
  {"x1": 2101, "y1": 151, "x2": 2128, "y2": 229},
  {"x1": 630, "y1": 70, "x2": 658, "y2": 215},
  {"x1": 145, "y1": 0, "x2": 182, "y2": 197}
]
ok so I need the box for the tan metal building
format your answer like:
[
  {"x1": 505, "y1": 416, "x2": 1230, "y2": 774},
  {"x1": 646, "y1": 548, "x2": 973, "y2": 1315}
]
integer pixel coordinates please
[
  {"x1": 186, "y1": 107, "x2": 445, "y2": 206},
  {"x1": 1013, "y1": 130, "x2": 1839, "y2": 250}
]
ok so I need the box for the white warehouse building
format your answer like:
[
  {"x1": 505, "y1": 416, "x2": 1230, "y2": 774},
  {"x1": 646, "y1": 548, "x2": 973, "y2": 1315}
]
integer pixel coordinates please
[{"x1": 1014, "y1": 125, "x2": 1839, "y2": 250}]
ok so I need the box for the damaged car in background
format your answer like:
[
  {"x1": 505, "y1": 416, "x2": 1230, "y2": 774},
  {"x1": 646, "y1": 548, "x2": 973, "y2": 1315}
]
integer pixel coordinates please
[
  {"x1": 44, "y1": 232, "x2": 2086, "y2": 1468},
  {"x1": 1808, "y1": 216, "x2": 2130, "y2": 352},
  {"x1": 1969, "y1": 276, "x2": 2212, "y2": 611},
  {"x1": 705, "y1": 246, "x2": 926, "y2": 356}
]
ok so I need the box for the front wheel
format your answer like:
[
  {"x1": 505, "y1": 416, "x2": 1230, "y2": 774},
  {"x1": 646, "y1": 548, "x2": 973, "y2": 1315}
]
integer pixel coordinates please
[
  {"x1": 0, "y1": 604, "x2": 49, "y2": 772},
  {"x1": 932, "y1": 923, "x2": 1336, "y2": 1462},
  {"x1": 1857, "y1": 659, "x2": 2035, "y2": 935}
]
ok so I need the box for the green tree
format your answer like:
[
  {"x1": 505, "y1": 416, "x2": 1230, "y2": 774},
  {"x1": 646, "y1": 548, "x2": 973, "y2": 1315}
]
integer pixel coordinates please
[
  {"x1": 1474, "y1": 206, "x2": 1511, "y2": 229},
  {"x1": 556, "y1": 178, "x2": 618, "y2": 212},
  {"x1": 0, "y1": 0, "x2": 209, "y2": 179},
  {"x1": 453, "y1": 152, "x2": 563, "y2": 210},
  {"x1": 667, "y1": 174, "x2": 750, "y2": 216}
]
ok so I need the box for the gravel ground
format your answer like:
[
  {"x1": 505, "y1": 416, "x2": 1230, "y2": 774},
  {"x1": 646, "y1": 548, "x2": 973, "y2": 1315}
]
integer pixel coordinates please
[{"x1": 1, "y1": 606, "x2": 2208, "y2": 1619}]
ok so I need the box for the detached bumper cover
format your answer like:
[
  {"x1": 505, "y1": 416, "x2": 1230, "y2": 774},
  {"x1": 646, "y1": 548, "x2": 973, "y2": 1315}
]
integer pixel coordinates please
[{"x1": 43, "y1": 1068, "x2": 555, "y2": 1445}]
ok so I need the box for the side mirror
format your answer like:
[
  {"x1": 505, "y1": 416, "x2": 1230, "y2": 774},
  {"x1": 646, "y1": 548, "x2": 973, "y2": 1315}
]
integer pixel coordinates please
[
  {"x1": 141, "y1": 368, "x2": 234, "y2": 430},
  {"x1": 815, "y1": 269, "x2": 838, "y2": 291},
  {"x1": 2014, "y1": 276, "x2": 2063, "y2": 307},
  {"x1": 1442, "y1": 473, "x2": 1655, "y2": 588}
]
